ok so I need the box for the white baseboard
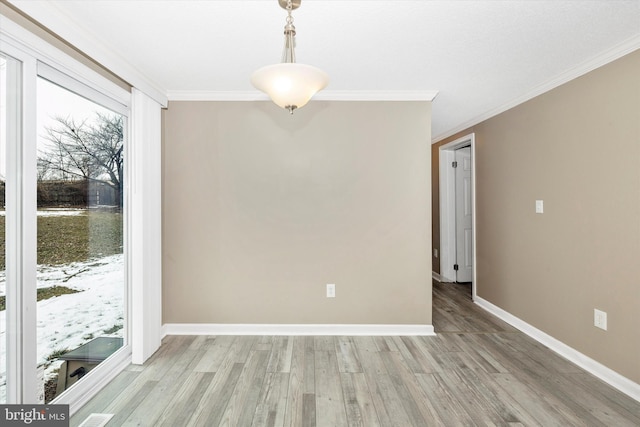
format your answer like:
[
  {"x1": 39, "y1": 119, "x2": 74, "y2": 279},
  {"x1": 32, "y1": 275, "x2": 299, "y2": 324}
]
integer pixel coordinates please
[
  {"x1": 433, "y1": 271, "x2": 455, "y2": 283},
  {"x1": 475, "y1": 296, "x2": 640, "y2": 403},
  {"x1": 161, "y1": 323, "x2": 435, "y2": 338},
  {"x1": 52, "y1": 346, "x2": 132, "y2": 416}
]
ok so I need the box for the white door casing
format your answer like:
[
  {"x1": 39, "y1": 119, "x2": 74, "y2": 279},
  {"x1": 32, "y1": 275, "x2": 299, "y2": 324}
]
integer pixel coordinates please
[
  {"x1": 454, "y1": 146, "x2": 473, "y2": 282},
  {"x1": 438, "y1": 133, "x2": 477, "y2": 299}
]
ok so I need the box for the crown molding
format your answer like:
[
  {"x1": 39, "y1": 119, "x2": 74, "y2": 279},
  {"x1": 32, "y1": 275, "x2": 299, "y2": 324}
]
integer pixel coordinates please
[
  {"x1": 316, "y1": 90, "x2": 439, "y2": 102},
  {"x1": 167, "y1": 90, "x2": 439, "y2": 102},
  {"x1": 432, "y1": 35, "x2": 640, "y2": 143},
  {"x1": 167, "y1": 91, "x2": 266, "y2": 101}
]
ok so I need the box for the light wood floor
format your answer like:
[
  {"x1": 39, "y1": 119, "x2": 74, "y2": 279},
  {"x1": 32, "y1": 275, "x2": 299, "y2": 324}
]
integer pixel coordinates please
[{"x1": 71, "y1": 281, "x2": 640, "y2": 426}]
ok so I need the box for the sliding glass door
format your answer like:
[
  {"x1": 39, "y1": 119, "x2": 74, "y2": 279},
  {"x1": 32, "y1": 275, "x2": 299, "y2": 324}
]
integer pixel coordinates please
[
  {"x1": 0, "y1": 42, "x2": 129, "y2": 405},
  {"x1": 36, "y1": 77, "x2": 125, "y2": 403}
]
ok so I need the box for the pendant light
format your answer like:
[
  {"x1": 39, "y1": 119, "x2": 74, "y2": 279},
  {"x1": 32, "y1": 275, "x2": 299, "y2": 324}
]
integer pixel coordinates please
[{"x1": 251, "y1": 0, "x2": 329, "y2": 114}]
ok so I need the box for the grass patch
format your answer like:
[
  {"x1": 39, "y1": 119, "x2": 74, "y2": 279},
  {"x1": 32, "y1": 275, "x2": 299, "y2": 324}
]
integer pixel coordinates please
[
  {"x1": 45, "y1": 347, "x2": 70, "y2": 362},
  {"x1": 0, "y1": 210, "x2": 123, "y2": 270},
  {"x1": 0, "y1": 285, "x2": 81, "y2": 311},
  {"x1": 37, "y1": 285, "x2": 81, "y2": 301},
  {"x1": 103, "y1": 323, "x2": 123, "y2": 334}
]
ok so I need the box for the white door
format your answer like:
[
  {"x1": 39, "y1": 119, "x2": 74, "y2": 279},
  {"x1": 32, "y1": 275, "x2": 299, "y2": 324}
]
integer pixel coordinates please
[{"x1": 455, "y1": 146, "x2": 473, "y2": 282}]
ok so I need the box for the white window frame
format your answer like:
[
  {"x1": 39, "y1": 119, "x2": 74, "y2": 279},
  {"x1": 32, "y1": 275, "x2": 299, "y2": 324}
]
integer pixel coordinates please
[{"x1": 0, "y1": 41, "x2": 39, "y2": 405}]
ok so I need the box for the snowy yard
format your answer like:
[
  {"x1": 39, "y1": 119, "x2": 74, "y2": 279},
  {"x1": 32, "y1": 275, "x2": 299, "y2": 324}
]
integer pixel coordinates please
[{"x1": 0, "y1": 209, "x2": 124, "y2": 402}]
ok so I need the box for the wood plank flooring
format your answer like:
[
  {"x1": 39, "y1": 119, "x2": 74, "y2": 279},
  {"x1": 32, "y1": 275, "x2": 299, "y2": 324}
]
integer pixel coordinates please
[{"x1": 71, "y1": 281, "x2": 640, "y2": 426}]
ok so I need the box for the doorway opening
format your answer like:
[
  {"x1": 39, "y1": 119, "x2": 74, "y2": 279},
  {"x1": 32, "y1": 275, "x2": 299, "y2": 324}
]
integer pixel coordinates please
[{"x1": 438, "y1": 133, "x2": 477, "y2": 300}]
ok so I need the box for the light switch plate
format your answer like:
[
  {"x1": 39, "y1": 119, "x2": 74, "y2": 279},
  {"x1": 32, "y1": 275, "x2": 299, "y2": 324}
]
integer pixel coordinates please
[{"x1": 535, "y1": 200, "x2": 544, "y2": 214}]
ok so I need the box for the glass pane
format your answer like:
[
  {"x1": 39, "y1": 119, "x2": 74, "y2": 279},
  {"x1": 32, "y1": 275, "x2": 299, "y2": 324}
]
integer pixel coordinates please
[
  {"x1": 36, "y1": 77, "x2": 124, "y2": 403},
  {"x1": 0, "y1": 55, "x2": 8, "y2": 404}
]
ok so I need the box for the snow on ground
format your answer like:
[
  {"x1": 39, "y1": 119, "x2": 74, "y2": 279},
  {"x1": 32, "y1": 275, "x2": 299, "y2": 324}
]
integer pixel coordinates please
[
  {"x1": 0, "y1": 254, "x2": 124, "y2": 402},
  {"x1": 0, "y1": 208, "x2": 86, "y2": 217}
]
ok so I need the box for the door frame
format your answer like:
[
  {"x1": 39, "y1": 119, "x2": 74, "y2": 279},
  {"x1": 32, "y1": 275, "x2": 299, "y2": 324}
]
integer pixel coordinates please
[{"x1": 438, "y1": 133, "x2": 477, "y2": 299}]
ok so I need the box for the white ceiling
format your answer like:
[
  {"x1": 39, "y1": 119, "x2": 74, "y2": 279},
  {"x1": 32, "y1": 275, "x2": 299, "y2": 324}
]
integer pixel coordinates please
[{"x1": 8, "y1": 0, "x2": 640, "y2": 141}]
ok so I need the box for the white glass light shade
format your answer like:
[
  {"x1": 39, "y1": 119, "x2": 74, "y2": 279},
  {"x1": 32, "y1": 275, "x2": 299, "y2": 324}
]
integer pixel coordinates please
[{"x1": 251, "y1": 63, "x2": 329, "y2": 112}]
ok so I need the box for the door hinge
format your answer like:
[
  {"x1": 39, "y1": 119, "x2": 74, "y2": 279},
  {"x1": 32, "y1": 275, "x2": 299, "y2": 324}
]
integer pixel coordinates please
[
  {"x1": 452, "y1": 161, "x2": 458, "y2": 168},
  {"x1": 453, "y1": 264, "x2": 459, "y2": 271}
]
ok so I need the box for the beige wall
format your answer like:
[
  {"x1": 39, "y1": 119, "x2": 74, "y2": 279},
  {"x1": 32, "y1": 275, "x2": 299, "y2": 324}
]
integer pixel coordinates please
[
  {"x1": 432, "y1": 50, "x2": 640, "y2": 382},
  {"x1": 163, "y1": 101, "x2": 432, "y2": 325}
]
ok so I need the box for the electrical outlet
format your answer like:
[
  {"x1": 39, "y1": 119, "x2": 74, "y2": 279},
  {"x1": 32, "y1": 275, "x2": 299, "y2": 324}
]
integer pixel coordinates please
[
  {"x1": 434, "y1": 249, "x2": 438, "y2": 258},
  {"x1": 326, "y1": 284, "x2": 335, "y2": 298},
  {"x1": 594, "y1": 309, "x2": 607, "y2": 330},
  {"x1": 535, "y1": 199, "x2": 544, "y2": 214}
]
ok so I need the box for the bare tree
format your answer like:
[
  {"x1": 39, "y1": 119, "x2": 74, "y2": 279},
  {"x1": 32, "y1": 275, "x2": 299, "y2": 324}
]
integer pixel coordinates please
[{"x1": 39, "y1": 113, "x2": 123, "y2": 207}]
